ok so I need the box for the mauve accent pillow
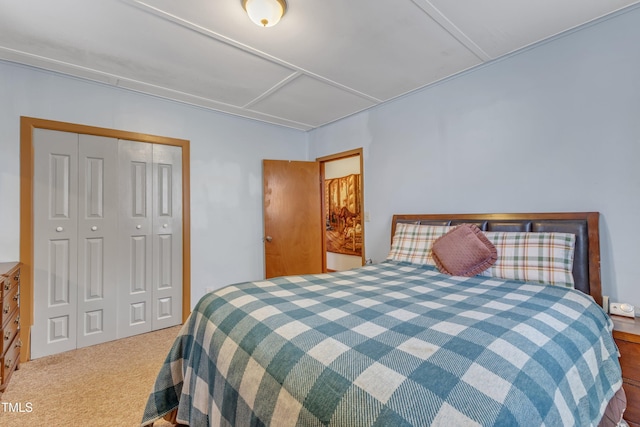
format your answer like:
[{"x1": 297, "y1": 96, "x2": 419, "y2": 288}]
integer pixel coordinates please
[{"x1": 432, "y1": 224, "x2": 498, "y2": 277}]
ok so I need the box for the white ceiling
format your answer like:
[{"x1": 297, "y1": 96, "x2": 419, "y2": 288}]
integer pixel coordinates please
[{"x1": 1, "y1": 0, "x2": 639, "y2": 131}]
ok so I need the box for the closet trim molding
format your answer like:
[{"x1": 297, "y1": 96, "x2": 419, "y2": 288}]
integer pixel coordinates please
[{"x1": 19, "y1": 116, "x2": 191, "y2": 362}]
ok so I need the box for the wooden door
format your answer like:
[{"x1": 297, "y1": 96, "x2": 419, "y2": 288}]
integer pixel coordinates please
[{"x1": 263, "y1": 160, "x2": 324, "y2": 278}]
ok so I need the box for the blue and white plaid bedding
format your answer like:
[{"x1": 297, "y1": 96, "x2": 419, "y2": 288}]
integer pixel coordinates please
[{"x1": 141, "y1": 261, "x2": 622, "y2": 427}]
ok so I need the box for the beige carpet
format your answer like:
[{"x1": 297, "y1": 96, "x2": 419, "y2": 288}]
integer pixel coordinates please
[{"x1": 0, "y1": 325, "x2": 182, "y2": 427}]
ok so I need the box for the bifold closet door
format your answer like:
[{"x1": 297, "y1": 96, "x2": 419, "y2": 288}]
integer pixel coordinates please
[
  {"x1": 117, "y1": 140, "x2": 152, "y2": 338},
  {"x1": 76, "y1": 135, "x2": 118, "y2": 348},
  {"x1": 151, "y1": 144, "x2": 183, "y2": 331},
  {"x1": 118, "y1": 140, "x2": 182, "y2": 338},
  {"x1": 32, "y1": 130, "x2": 118, "y2": 359},
  {"x1": 31, "y1": 131, "x2": 182, "y2": 358}
]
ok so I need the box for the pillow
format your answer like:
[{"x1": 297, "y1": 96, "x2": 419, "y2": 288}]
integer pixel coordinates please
[
  {"x1": 480, "y1": 231, "x2": 576, "y2": 288},
  {"x1": 387, "y1": 223, "x2": 451, "y2": 265},
  {"x1": 432, "y1": 224, "x2": 497, "y2": 277}
]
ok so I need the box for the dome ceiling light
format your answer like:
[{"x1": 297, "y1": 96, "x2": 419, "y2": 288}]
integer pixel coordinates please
[{"x1": 242, "y1": 0, "x2": 287, "y2": 28}]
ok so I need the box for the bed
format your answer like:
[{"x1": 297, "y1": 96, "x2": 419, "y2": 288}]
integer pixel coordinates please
[{"x1": 142, "y1": 212, "x2": 625, "y2": 426}]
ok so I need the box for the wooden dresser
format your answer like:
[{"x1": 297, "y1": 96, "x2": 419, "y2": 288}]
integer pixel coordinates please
[
  {"x1": 612, "y1": 315, "x2": 640, "y2": 427},
  {"x1": 0, "y1": 262, "x2": 21, "y2": 398}
]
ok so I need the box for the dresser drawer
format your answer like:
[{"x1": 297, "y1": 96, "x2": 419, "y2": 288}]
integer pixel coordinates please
[
  {"x1": 0, "y1": 282, "x2": 19, "y2": 328},
  {"x1": 617, "y1": 339, "x2": 640, "y2": 382},
  {"x1": 622, "y1": 380, "x2": 640, "y2": 427},
  {"x1": 0, "y1": 264, "x2": 20, "y2": 300},
  {"x1": 0, "y1": 334, "x2": 20, "y2": 390},
  {"x1": 0, "y1": 308, "x2": 19, "y2": 355},
  {"x1": 0, "y1": 262, "x2": 20, "y2": 395},
  {"x1": 612, "y1": 316, "x2": 640, "y2": 427}
]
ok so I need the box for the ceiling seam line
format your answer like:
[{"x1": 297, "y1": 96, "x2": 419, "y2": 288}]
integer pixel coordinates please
[
  {"x1": 411, "y1": 0, "x2": 492, "y2": 62},
  {"x1": 127, "y1": 0, "x2": 382, "y2": 103},
  {"x1": 0, "y1": 52, "x2": 313, "y2": 130},
  {"x1": 116, "y1": 76, "x2": 313, "y2": 127},
  {"x1": 241, "y1": 72, "x2": 302, "y2": 109},
  {"x1": 0, "y1": 47, "x2": 120, "y2": 85}
]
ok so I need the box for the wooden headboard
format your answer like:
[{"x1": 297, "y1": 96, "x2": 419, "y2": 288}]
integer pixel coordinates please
[{"x1": 391, "y1": 212, "x2": 602, "y2": 306}]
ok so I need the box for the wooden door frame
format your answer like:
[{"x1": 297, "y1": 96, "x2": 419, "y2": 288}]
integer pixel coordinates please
[
  {"x1": 19, "y1": 116, "x2": 191, "y2": 362},
  {"x1": 316, "y1": 148, "x2": 365, "y2": 268}
]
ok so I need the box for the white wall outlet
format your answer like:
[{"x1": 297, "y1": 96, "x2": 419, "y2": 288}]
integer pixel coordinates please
[
  {"x1": 609, "y1": 302, "x2": 635, "y2": 318},
  {"x1": 602, "y1": 295, "x2": 609, "y2": 313}
]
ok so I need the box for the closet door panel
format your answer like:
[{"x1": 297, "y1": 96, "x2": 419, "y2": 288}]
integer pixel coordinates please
[
  {"x1": 152, "y1": 144, "x2": 182, "y2": 330},
  {"x1": 118, "y1": 140, "x2": 153, "y2": 338},
  {"x1": 76, "y1": 135, "x2": 118, "y2": 348},
  {"x1": 32, "y1": 129, "x2": 79, "y2": 359}
]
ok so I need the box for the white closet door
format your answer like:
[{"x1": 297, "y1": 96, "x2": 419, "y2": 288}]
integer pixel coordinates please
[
  {"x1": 32, "y1": 129, "x2": 79, "y2": 359},
  {"x1": 117, "y1": 140, "x2": 153, "y2": 338},
  {"x1": 76, "y1": 135, "x2": 118, "y2": 348},
  {"x1": 152, "y1": 144, "x2": 182, "y2": 330},
  {"x1": 31, "y1": 131, "x2": 184, "y2": 357}
]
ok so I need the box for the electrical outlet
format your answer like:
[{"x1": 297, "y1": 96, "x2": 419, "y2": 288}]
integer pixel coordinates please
[
  {"x1": 602, "y1": 295, "x2": 609, "y2": 313},
  {"x1": 609, "y1": 302, "x2": 635, "y2": 318}
]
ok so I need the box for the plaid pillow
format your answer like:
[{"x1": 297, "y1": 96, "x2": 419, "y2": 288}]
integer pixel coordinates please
[
  {"x1": 387, "y1": 223, "x2": 451, "y2": 265},
  {"x1": 480, "y1": 231, "x2": 576, "y2": 288}
]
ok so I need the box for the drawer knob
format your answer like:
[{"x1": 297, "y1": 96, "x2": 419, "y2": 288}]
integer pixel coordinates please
[
  {"x1": 16, "y1": 338, "x2": 22, "y2": 348},
  {"x1": 15, "y1": 315, "x2": 20, "y2": 324},
  {"x1": 5, "y1": 359, "x2": 11, "y2": 368},
  {"x1": 91, "y1": 226, "x2": 98, "y2": 231},
  {"x1": 4, "y1": 330, "x2": 10, "y2": 340},
  {"x1": 13, "y1": 292, "x2": 19, "y2": 301},
  {"x1": 56, "y1": 226, "x2": 64, "y2": 232},
  {"x1": 3, "y1": 304, "x2": 8, "y2": 314}
]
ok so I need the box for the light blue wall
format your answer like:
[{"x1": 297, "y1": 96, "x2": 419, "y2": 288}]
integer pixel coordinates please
[
  {"x1": 309, "y1": 6, "x2": 640, "y2": 308},
  {"x1": 0, "y1": 61, "x2": 307, "y2": 306},
  {"x1": 2, "y1": 6, "x2": 639, "y2": 312}
]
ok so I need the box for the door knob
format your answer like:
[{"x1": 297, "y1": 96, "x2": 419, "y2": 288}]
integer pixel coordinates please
[{"x1": 264, "y1": 236, "x2": 273, "y2": 242}]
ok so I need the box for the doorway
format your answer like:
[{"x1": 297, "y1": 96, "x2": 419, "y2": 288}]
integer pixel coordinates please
[
  {"x1": 261, "y1": 148, "x2": 364, "y2": 277},
  {"x1": 318, "y1": 149, "x2": 364, "y2": 272}
]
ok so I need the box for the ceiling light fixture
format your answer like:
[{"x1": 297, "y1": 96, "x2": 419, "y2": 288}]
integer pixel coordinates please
[{"x1": 242, "y1": 0, "x2": 287, "y2": 28}]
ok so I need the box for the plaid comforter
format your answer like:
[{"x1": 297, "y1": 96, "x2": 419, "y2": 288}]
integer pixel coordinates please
[{"x1": 141, "y1": 261, "x2": 622, "y2": 427}]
